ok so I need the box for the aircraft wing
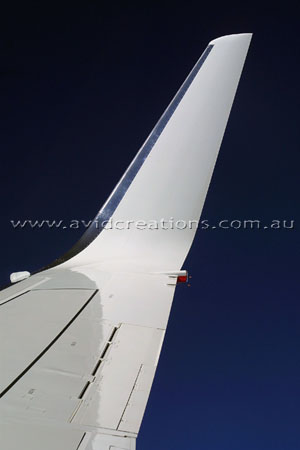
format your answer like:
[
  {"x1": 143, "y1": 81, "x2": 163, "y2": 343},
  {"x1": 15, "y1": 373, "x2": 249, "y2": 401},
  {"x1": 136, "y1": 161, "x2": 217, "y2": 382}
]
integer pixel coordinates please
[{"x1": 0, "y1": 34, "x2": 252, "y2": 449}]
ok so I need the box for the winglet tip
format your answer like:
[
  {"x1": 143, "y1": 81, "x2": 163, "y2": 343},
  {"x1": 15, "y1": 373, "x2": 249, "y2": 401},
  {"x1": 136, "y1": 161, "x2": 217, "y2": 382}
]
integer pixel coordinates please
[{"x1": 209, "y1": 33, "x2": 253, "y2": 46}]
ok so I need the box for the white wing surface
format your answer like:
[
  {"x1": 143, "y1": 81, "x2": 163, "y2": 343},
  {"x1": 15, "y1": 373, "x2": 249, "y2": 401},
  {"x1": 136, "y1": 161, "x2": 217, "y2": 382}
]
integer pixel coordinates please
[{"x1": 0, "y1": 34, "x2": 252, "y2": 449}]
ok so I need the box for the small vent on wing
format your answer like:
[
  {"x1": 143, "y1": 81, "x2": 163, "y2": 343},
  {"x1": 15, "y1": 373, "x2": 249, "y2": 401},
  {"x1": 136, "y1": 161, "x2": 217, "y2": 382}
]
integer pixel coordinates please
[
  {"x1": 78, "y1": 326, "x2": 119, "y2": 399},
  {"x1": 78, "y1": 381, "x2": 90, "y2": 399}
]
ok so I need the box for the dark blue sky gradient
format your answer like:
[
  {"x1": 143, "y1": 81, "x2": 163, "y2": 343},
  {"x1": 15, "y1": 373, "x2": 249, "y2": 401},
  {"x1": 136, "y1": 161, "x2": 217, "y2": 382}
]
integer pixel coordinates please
[{"x1": 0, "y1": 2, "x2": 299, "y2": 449}]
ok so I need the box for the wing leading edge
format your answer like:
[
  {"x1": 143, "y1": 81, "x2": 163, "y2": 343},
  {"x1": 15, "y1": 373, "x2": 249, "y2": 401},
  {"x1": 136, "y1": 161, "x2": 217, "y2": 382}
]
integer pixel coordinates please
[{"x1": 0, "y1": 34, "x2": 252, "y2": 449}]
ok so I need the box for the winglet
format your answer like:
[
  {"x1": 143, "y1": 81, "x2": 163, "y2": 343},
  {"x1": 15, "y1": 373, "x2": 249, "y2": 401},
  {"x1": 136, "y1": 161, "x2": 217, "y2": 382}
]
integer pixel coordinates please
[{"x1": 45, "y1": 34, "x2": 252, "y2": 273}]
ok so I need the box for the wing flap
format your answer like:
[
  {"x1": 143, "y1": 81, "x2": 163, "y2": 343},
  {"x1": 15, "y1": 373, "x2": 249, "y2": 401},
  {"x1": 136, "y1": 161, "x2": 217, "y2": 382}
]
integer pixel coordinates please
[
  {"x1": 0, "y1": 270, "x2": 175, "y2": 437},
  {"x1": 72, "y1": 324, "x2": 164, "y2": 432},
  {"x1": 118, "y1": 364, "x2": 156, "y2": 433}
]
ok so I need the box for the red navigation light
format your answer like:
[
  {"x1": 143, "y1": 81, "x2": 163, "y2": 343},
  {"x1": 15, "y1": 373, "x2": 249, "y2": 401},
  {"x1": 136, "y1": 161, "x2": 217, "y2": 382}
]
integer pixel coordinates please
[{"x1": 177, "y1": 274, "x2": 188, "y2": 284}]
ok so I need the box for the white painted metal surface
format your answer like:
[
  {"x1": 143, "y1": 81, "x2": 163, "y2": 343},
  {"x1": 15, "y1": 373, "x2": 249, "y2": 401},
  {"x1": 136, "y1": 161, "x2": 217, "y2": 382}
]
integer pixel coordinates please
[
  {"x1": 73, "y1": 324, "x2": 164, "y2": 432},
  {"x1": 0, "y1": 289, "x2": 95, "y2": 392},
  {"x1": 0, "y1": 34, "x2": 252, "y2": 449}
]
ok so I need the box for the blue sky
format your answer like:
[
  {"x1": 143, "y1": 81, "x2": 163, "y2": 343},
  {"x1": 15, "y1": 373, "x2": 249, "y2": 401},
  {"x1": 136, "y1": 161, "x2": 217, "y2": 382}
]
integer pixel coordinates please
[{"x1": 0, "y1": 2, "x2": 299, "y2": 448}]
